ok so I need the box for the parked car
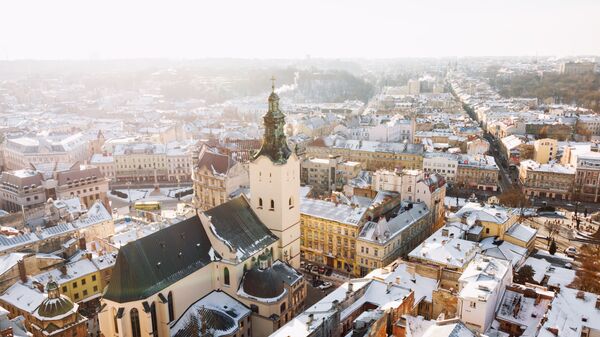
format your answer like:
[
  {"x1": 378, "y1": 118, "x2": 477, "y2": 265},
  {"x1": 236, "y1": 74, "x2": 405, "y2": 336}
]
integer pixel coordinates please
[
  {"x1": 318, "y1": 282, "x2": 333, "y2": 290},
  {"x1": 318, "y1": 266, "x2": 326, "y2": 274},
  {"x1": 311, "y1": 265, "x2": 319, "y2": 273},
  {"x1": 305, "y1": 263, "x2": 313, "y2": 271},
  {"x1": 565, "y1": 246, "x2": 578, "y2": 257}
]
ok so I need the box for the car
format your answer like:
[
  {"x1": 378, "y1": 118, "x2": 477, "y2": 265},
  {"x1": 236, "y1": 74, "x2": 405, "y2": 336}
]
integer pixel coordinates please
[
  {"x1": 565, "y1": 262, "x2": 573, "y2": 269},
  {"x1": 311, "y1": 265, "x2": 319, "y2": 273},
  {"x1": 305, "y1": 263, "x2": 313, "y2": 271},
  {"x1": 565, "y1": 246, "x2": 578, "y2": 257},
  {"x1": 318, "y1": 266, "x2": 326, "y2": 274},
  {"x1": 318, "y1": 282, "x2": 333, "y2": 290}
]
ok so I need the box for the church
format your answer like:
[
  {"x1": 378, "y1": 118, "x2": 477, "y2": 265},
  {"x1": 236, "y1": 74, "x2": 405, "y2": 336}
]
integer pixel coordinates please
[{"x1": 98, "y1": 83, "x2": 305, "y2": 337}]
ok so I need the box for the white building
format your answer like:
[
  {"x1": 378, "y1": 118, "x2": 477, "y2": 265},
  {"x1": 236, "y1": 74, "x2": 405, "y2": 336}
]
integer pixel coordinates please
[
  {"x1": 423, "y1": 152, "x2": 459, "y2": 183},
  {"x1": 458, "y1": 254, "x2": 512, "y2": 333}
]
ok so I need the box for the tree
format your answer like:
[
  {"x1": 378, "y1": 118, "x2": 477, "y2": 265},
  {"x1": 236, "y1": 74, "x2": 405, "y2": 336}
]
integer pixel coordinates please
[
  {"x1": 515, "y1": 265, "x2": 536, "y2": 284},
  {"x1": 498, "y1": 188, "x2": 530, "y2": 217},
  {"x1": 549, "y1": 239, "x2": 557, "y2": 255},
  {"x1": 544, "y1": 220, "x2": 561, "y2": 248},
  {"x1": 572, "y1": 244, "x2": 600, "y2": 293}
]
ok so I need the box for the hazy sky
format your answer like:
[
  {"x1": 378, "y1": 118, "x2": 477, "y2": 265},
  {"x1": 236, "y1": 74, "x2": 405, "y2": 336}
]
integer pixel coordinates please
[{"x1": 0, "y1": 0, "x2": 598, "y2": 59}]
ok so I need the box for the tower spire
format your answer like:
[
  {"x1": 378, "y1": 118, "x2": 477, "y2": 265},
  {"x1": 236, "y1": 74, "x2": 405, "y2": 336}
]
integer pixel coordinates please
[
  {"x1": 271, "y1": 76, "x2": 276, "y2": 93},
  {"x1": 254, "y1": 81, "x2": 291, "y2": 164}
]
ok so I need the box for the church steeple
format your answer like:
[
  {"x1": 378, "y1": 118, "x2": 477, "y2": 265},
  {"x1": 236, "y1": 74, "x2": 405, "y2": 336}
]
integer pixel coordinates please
[{"x1": 254, "y1": 77, "x2": 292, "y2": 164}]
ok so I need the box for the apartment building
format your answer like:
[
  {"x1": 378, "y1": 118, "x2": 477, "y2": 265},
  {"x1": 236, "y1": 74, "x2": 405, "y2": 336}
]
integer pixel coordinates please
[
  {"x1": 455, "y1": 155, "x2": 499, "y2": 191},
  {"x1": 519, "y1": 159, "x2": 575, "y2": 200},
  {"x1": 2, "y1": 134, "x2": 89, "y2": 170},
  {"x1": 300, "y1": 156, "x2": 361, "y2": 193}
]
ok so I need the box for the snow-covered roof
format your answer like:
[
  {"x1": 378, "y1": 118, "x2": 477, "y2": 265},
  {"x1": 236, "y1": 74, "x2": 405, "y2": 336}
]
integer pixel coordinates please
[
  {"x1": 539, "y1": 288, "x2": 600, "y2": 337},
  {"x1": 458, "y1": 254, "x2": 511, "y2": 302},
  {"x1": 300, "y1": 197, "x2": 366, "y2": 226},
  {"x1": 408, "y1": 225, "x2": 480, "y2": 269},
  {"x1": 504, "y1": 223, "x2": 537, "y2": 244}
]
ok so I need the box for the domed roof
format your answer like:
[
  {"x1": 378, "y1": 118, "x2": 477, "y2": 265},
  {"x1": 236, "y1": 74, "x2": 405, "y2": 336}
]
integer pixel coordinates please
[
  {"x1": 37, "y1": 296, "x2": 75, "y2": 318},
  {"x1": 36, "y1": 280, "x2": 76, "y2": 319},
  {"x1": 241, "y1": 267, "x2": 285, "y2": 300}
]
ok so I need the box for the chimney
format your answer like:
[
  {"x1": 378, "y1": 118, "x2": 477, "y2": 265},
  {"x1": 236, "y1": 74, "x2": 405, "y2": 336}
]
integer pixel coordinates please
[
  {"x1": 395, "y1": 276, "x2": 401, "y2": 285},
  {"x1": 595, "y1": 297, "x2": 600, "y2": 310},
  {"x1": 17, "y1": 260, "x2": 27, "y2": 283},
  {"x1": 456, "y1": 243, "x2": 461, "y2": 251},
  {"x1": 386, "y1": 282, "x2": 393, "y2": 294},
  {"x1": 60, "y1": 265, "x2": 68, "y2": 276},
  {"x1": 347, "y1": 282, "x2": 354, "y2": 294},
  {"x1": 35, "y1": 282, "x2": 44, "y2": 293},
  {"x1": 79, "y1": 237, "x2": 86, "y2": 250},
  {"x1": 546, "y1": 327, "x2": 559, "y2": 336},
  {"x1": 307, "y1": 313, "x2": 314, "y2": 326}
]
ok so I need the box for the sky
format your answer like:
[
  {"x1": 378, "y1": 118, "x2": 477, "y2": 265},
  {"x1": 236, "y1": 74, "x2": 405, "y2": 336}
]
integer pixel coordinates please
[{"x1": 0, "y1": 0, "x2": 598, "y2": 60}]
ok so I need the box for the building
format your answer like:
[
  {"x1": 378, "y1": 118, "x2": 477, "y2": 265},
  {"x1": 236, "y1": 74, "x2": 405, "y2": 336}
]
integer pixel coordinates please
[
  {"x1": 455, "y1": 155, "x2": 499, "y2": 191},
  {"x1": 0, "y1": 281, "x2": 88, "y2": 337},
  {"x1": 2, "y1": 134, "x2": 89, "y2": 171},
  {"x1": 300, "y1": 156, "x2": 361, "y2": 194},
  {"x1": 559, "y1": 61, "x2": 597, "y2": 75},
  {"x1": 494, "y1": 284, "x2": 554, "y2": 337},
  {"x1": 500, "y1": 135, "x2": 524, "y2": 167},
  {"x1": 575, "y1": 152, "x2": 600, "y2": 202},
  {"x1": 466, "y1": 138, "x2": 490, "y2": 156},
  {"x1": 534, "y1": 138, "x2": 558, "y2": 164},
  {"x1": 423, "y1": 152, "x2": 459, "y2": 183},
  {"x1": 89, "y1": 154, "x2": 115, "y2": 181},
  {"x1": 519, "y1": 159, "x2": 575, "y2": 200},
  {"x1": 306, "y1": 139, "x2": 423, "y2": 171},
  {"x1": 453, "y1": 202, "x2": 519, "y2": 241},
  {"x1": 169, "y1": 290, "x2": 252, "y2": 337},
  {"x1": 0, "y1": 164, "x2": 109, "y2": 225},
  {"x1": 191, "y1": 145, "x2": 248, "y2": 211},
  {"x1": 458, "y1": 254, "x2": 512, "y2": 333},
  {"x1": 112, "y1": 143, "x2": 168, "y2": 183},
  {"x1": 300, "y1": 198, "x2": 367, "y2": 275},
  {"x1": 98, "y1": 84, "x2": 306, "y2": 337},
  {"x1": 356, "y1": 202, "x2": 430, "y2": 276}
]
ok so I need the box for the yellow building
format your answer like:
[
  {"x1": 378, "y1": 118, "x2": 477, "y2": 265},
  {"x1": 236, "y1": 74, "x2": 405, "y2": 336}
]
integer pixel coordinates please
[
  {"x1": 31, "y1": 254, "x2": 116, "y2": 304},
  {"x1": 299, "y1": 198, "x2": 367, "y2": 276},
  {"x1": 306, "y1": 139, "x2": 424, "y2": 171},
  {"x1": 453, "y1": 202, "x2": 519, "y2": 240},
  {"x1": 533, "y1": 138, "x2": 558, "y2": 164},
  {"x1": 519, "y1": 159, "x2": 575, "y2": 200}
]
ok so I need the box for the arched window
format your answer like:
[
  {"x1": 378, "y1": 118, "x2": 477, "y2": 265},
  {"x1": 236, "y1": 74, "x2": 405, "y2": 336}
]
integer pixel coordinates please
[
  {"x1": 130, "y1": 308, "x2": 141, "y2": 337},
  {"x1": 113, "y1": 308, "x2": 119, "y2": 333},
  {"x1": 168, "y1": 291, "x2": 175, "y2": 322},
  {"x1": 280, "y1": 302, "x2": 286, "y2": 313},
  {"x1": 270, "y1": 199, "x2": 275, "y2": 209},
  {"x1": 289, "y1": 197, "x2": 293, "y2": 208},
  {"x1": 259, "y1": 198, "x2": 263, "y2": 208},
  {"x1": 150, "y1": 302, "x2": 158, "y2": 335},
  {"x1": 224, "y1": 267, "x2": 230, "y2": 286}
]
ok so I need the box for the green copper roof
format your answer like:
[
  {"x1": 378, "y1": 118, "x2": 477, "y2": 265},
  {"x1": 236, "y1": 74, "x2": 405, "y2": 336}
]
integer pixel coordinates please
[{"x1": 254, "y1": 86, "x2": 292, "y2": 164}]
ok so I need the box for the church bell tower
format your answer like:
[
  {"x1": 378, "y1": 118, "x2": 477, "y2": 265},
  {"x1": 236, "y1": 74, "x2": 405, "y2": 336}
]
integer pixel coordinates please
[{"x1": 249, "y1": 78, "x2": 301, "y2": 269}]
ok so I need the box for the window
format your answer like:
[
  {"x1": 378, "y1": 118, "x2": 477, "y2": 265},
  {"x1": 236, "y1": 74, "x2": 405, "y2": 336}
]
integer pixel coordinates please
[
  {"x1": 470, "y1": 302, "x2": 476, "y2": 309},
  {"x1": 150, "y1": 302, "x2": 158, "y2": 335},
  {"x1": 289, "y1": 197, "x2": 293, "y2": 208},
  {"x1": 62, "y1": 286, "x2": 67, "y2": 293},
  {"x1": 485, "y1": 228, "x2": 490, "y2": 234},
  {"x1": 74, "y1": 293, "x2": 79, "y2": 300},
  {"x1": 168, "y1": 292, "x2": 175, "y2": 322},
  {"x1": 259, "y1": 198, "x2": 263, "y2": 208},
  {"x1": 81, "y1": 278, "x2": 86, "y2": 285},
  {"x1": 130, "y1": 308, "x2": 141, "y2": 337},
  {"x1": 270, "y1": 200, "x2": 275, "y2": 209},
  {"x1": 93, "y1": 286, "x2": 98, "y2": 292},
  {"x1": 280, "y1": 302, "x2": 286, "y2": 313},
  {"x1": 113, "y1": 308, "x2": 119, "y2": 333},
  {"x1": 92, "y1": 275, "x2": 97, "y2": 282},
  {"x1": 72, "y1": 282, "x2": 78, "y2": 288},
  {"x1": 83, "y1": 289, "x2": 88, "y2": 296},
  {"x1": 224, "y1": 267, "x2": 230, "y2": 286}
]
